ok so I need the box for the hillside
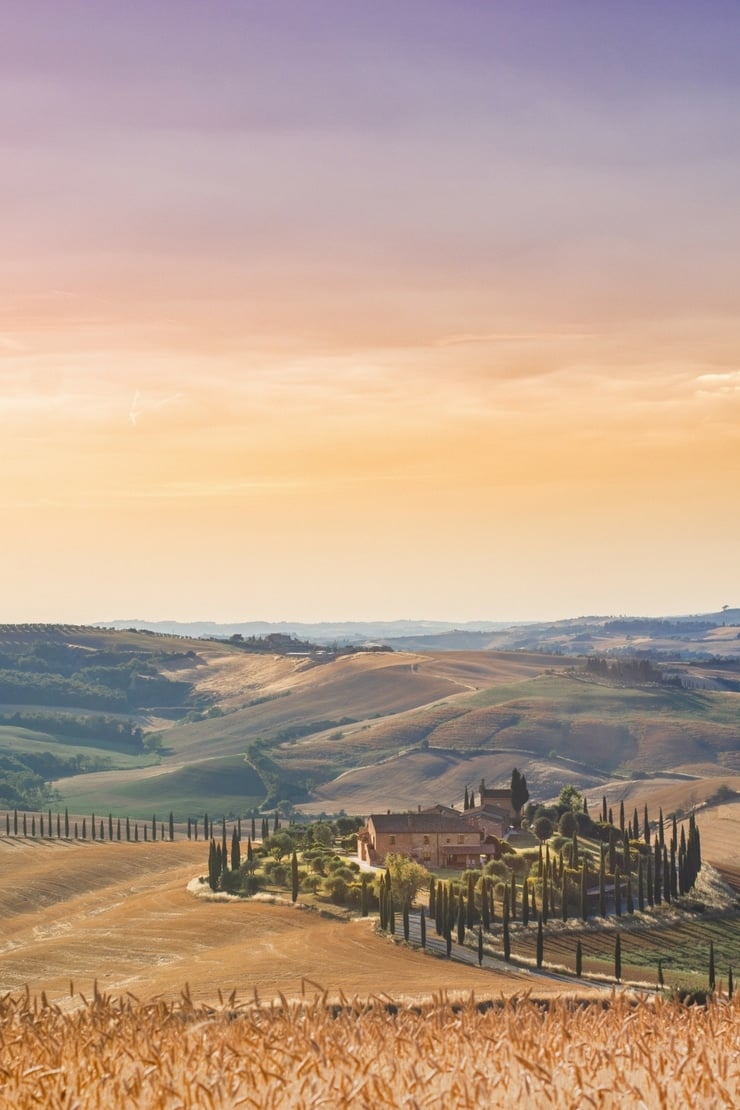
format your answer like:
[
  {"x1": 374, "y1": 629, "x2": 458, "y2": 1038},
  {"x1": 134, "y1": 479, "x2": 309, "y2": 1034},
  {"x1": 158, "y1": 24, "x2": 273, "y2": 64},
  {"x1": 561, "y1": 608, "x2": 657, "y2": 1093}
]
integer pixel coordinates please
[{"x1": 0, "y1": 626, "x2": 738, "y2": 822}]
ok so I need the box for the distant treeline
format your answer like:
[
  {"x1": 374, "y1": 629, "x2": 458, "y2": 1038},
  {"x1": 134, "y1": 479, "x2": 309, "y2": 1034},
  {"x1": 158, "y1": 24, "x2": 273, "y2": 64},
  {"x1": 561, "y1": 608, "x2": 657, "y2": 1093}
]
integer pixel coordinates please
[
  {"x1": 0, "y1": 641, "x2": 199, "y2": 712},
  {"x1": 603, "y1": 619, "x2": 716, "y2": 635},
  {"x1": 584, "y1": 657, "x2": 669, "y2": 685}
]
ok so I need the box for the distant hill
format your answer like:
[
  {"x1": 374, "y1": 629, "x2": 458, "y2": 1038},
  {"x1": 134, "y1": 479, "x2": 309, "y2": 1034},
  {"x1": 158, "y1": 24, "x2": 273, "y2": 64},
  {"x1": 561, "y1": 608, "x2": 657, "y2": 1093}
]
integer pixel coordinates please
[
  {"x1": 99, "y1": 611, "x2": 740, "y2": 658},
  {"x1": 0, "y1": 623, "x2": 738, "y2": 820}
]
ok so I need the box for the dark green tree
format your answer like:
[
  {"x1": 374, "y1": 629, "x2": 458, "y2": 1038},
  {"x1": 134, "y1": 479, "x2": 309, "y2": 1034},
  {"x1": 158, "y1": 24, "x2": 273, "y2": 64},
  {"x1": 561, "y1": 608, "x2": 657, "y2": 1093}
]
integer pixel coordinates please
[
  {"x1": 291, "y1": 849, "x2": 299, "y2": 903},
  {"x1": 231, "y1": 827, "x2": 241, "y2": 871},
  {"x1": 511, "y1": 768, "x2": 529, "y2": 814},
  {"x1": 536, "y1": 914, "x2": 544, "y2": 968},
  {"x1": 478, "y1": 926, "x2": 483, "y2": 967},
  {"x1": 576, "y1": 939, "x2": 582, "y2": 977},
  {"x1": 614, "y1": 933, "x2": 622, "y2": 982},
  {"x1": 420, "y1": 905, "x2": 426, "y2": 948},
  {"x1": 709, "y1": 940, "x2": 716, "y2": 991},
  {"x1": 169, "y1": 812, "x2": 175, "y2": 841}
]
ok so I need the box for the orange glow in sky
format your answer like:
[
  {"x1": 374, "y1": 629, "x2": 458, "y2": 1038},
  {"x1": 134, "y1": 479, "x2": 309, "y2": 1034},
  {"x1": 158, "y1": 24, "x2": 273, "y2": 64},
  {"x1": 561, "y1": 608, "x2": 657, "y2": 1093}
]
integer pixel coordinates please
[{"x1": 1, "y1": 3, "x2": 738, "y2": 623}]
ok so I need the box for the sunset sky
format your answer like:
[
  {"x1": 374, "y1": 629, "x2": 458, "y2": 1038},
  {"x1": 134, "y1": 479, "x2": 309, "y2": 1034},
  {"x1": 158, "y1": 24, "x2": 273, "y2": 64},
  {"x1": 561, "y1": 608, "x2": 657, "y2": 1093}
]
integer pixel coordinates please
[{"x1": 2, "y1": 1, "x2": 739, "y2": 624}]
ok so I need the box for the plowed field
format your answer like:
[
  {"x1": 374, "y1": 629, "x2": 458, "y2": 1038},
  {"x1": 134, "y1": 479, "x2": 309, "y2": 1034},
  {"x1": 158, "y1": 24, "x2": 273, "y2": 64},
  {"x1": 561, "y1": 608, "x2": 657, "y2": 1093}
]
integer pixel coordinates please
[{"x1": 0, "y1": 838, "x2": 592, "y2": 1006}]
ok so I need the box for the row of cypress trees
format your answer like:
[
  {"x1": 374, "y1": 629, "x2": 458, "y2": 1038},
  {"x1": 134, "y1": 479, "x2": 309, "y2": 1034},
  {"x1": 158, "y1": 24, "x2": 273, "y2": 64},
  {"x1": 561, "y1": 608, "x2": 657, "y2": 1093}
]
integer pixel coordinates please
[
  {"x1": 3, "y1": 808, "x2": 282, "y2": 845},
  {"x1": 3, "y1": 808, "x2": 177, "y2": 842}
]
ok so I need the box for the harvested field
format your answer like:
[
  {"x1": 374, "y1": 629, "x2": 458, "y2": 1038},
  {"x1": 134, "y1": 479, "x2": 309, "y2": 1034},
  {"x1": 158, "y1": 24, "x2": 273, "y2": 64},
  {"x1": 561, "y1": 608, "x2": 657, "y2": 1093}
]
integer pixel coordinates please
[
  {"x1": 2, "y1": 989, "x2": 738, "y2": 1107},
  {"x1": 0, "y1": 838, "x2": 578, "y2": 1007}
]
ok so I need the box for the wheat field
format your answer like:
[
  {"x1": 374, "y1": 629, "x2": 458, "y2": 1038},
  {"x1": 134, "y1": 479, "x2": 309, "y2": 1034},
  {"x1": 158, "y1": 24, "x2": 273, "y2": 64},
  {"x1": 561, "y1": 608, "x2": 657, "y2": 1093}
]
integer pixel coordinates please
[{"x1": 1, "y1": 988, "x2": 738, "y2": 1108}]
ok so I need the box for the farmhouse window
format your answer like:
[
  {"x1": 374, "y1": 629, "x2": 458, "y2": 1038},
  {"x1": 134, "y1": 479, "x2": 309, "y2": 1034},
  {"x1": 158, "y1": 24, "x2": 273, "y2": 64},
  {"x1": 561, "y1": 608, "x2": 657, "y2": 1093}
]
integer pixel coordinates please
[
  {"x1": 389, "y1": 836, "x2": 396, "y2": 845},
  {"x1": 423, "y1": 835, "x2": 430, "y2": 845}
]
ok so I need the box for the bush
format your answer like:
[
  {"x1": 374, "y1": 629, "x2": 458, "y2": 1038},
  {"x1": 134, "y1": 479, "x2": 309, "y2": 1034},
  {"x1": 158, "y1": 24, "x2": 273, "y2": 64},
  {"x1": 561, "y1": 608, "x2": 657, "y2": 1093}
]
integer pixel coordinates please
[
  {"x1": 558, "y1": 811, "x2": 577, "y2": 836},
  {"x1": 241, "y1": 873, "x2": 263, "y2": 895},
  {"x1": 300, "y1": 874, "x2": 322, "y2": 893},
  {"x1": 322, "y1": 875, "x2": 349, "y2": 904}
]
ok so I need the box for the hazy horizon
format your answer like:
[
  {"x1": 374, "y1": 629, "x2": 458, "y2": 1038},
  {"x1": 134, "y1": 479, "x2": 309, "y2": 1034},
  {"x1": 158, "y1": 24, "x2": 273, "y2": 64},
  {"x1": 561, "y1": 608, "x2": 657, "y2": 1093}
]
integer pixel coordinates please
[{"x1": 3, "y1": 2, "x2": 738, "y2": 624}]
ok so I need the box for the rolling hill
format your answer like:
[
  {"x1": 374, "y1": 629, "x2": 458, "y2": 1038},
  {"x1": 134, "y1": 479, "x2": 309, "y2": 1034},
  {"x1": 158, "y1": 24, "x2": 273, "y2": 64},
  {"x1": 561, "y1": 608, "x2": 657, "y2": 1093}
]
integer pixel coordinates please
[{"x1": 0, "y1": 625, "x2": 737, "y2": 824}]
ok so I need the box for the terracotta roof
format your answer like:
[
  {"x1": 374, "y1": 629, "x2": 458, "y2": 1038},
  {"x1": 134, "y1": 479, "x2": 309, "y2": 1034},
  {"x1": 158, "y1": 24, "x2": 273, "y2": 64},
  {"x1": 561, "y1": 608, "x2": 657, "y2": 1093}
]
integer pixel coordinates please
[{"x1": 368, "y1": 813, "x2": 479, "y2": 835}]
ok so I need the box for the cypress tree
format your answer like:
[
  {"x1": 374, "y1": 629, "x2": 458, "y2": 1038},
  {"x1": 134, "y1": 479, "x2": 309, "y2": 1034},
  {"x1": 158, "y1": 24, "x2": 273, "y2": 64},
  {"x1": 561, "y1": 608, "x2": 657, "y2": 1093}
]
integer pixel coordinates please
[
  {"x1": 237, "y1": 817, "x2": 242, "y2": 841},
  {"x1": 231, "y1": 827, "x2": 241, "y2": 871},
  {"x1": 658, "y1": 807, "x2": 665, "y2": 849},
  {"x1": 561, "y1": 870, "x2": 568, "y2": 923},
  {"x1": 82, "y1": 817, "x2": 87, "y2": 839},
  {"x1": 109, "y1": 814, "x2": 114, "y2": 841},
  {"x1": 403, "y1": 901, "x2": 410, "y2": 942},
  {"x1": 709, "y1": 940, "x2": 715, "y2": 991},
  {"x1": 502, "y1": 888, "x2": 511, "y2": 961},
  {"x1": 663, "y1": 847, "x2": 671, "y2": 903},
  {"x1": 467, "y1": 872, "x2": 476, "y2": 928},
  {"x1": 481, "y1": 879, "x2": 490, "y2": 931},
  {"x1": 644, "y1": 803, "x2": 650, "y2": 845},
  {"x1": 542, "y1": 871, "x2": 549, "y2": 924},
  {"x1": 601, "y1": 795, "x2": 608, "y2": 824},
  {"x1": 576, "y1": 939, "x2": 582, "y2": 977},
  {"x1": 580, "y1": 862, "x2": 588, "y2": 922},
  {"x1": 135, "y1": 823, "x2": 139, "y2": 841},
  {"x1": 152, "y1": 815, "x2": 157, "y2": 842},
  {"x1": 91, "y1": 814, "x2": 95, "y2": 839},
  {"x1": 429, "y1": 876, "x2": 436, "y2": 918},
  {"x1": 361, "y1": 875, "x2": 369, "y2": 917},
  {"x1": 251, "y1": 815, "x2": 256, "y2": 840},
  {"x1": 614, "y1": 933, "x2": 622, "y2": 982},
  {"x1": 204, "y1": 814, "x2": 209, "y2": 839},
  {"x1": 571, "y1": 831, "x2": 578, "y2": 869},
  {"x1": 187, "y1": 817, "x2": 192, "y2": 840},
  {"x1": 637, "y1": 859, "x2": 644, "y2": 912},
  {"x1": 536, "y1": 914, "x2": 543, "y2": 968},
  {"x1": 117, "y1": 818, "x2": 121, "y2": 841},
  {"x1": 670, "y1": 844, "x2": 678, "y2": 899},
  {"x1": 291, "y1": 849, "x2": 299, "y2": 903},
  {"x1": 13, "y1": 809, "x2": 18, "y2": 836},
  {"x1": 56, "y1": 812, "x2": 61, "y2": 838},
  {"x1": 446, "y1": 926, "x2": 452, "y2": 958},
  {"x1": 457, "y1": 894, "x2": 465, "y2": 945},
  {"x1": 222, "y1": 817, "x2": 227, "y2": 860},
  {"x1": 32, "y1": 815, "x2": 36, "y2": 837},
  {"x1": 619, "y1": 800, "x2": 625, "y2": 835},
  {"x1": 389, "y1": 896, "x2": 396, "y2": 936},
  {"x1": 510, "y1": 872, "x2": 517, "y2": 921},
  {"x1": 627, "y1": 873, "x2": 634, "y2": 915},
  {"x1": 5, "y1": 813, "x2": 8, "y2": 836},
  {"x1": 522, "y1": 880, "x2": 530, "y2": 926},
  {"x1": 647, "y1": 854, "x2": 654, "y2": 907},
  {"x1": 464, "y1": 785, "x2": 469, "y2": 810},
  {"x1": 126, "y1": 816, "x2": 131, "y2": 842},
  {"x1": 632, "y1": 807, "x2": 639, "y2": 843},
  {"x1": 654, "y1": 841, "x2": 662, "y2": 904},
  {"x1": 99, "y1": 819, "x2": 104, "y2": 840},
  {"x1": 379, "y1": 876, "x2": 387, "y2": 930},
  {"x1": 193, "y1": 818, "x2": 198, "y2": 841},
  {"x1": 614, "y1": 865, "x2": 622, "y2": 917},
  {"x1": 74, "y1": 822, "x2": 78, "y2": 838},
  {"x1": 144, "y1": 824, "x2": 148, "y2": 841},
  {"x1": 728, "y1": 966, "x2": 733, "y2": 999},
  {"x1": 657, "y1": 959, "x2": 664, "y2": 990},
  {"x1": 478, "y1": 925, "x2": 483, "y2": 966},
  {"x1": 420, "y1": 906, "x2": 426, "y2": 948},
  {"x1": 608, "y1": 806, "x2": 613, "y2": 826},
  {"x1": 169, "y1": 812, "x2": 175, "y2": 842},
  {"x1": 599, "y1": 850, "x2": 606, "y2": 918}
]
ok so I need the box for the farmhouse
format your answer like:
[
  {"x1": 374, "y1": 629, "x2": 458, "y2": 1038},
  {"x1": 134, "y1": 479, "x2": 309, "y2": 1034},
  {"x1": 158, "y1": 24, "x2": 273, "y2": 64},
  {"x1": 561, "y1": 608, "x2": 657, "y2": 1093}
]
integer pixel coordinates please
[
  {"x1": 358, "y1": 810, "x2": 483, "y2": 869},
  {"x1": 357, "y1": 777, "x2": 521, "y2": 868}
]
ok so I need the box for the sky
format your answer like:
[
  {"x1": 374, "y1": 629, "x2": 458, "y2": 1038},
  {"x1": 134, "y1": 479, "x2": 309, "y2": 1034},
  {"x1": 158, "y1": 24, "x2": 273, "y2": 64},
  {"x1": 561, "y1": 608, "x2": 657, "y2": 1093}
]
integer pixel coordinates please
[{"x1": 2, "y1": 1, "x2": 739, "y2": 624}]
